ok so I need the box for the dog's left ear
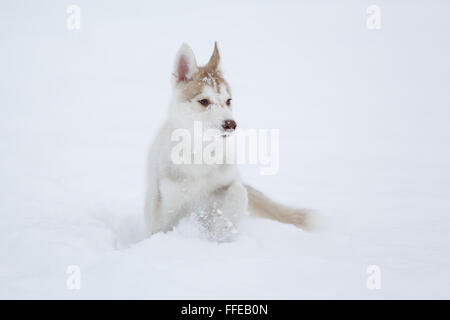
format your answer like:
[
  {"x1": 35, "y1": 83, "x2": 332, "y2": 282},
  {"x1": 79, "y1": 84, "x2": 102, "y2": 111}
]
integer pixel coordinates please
[{"x1": 206, "y1": 41, "x2": 221, "y2": 71}]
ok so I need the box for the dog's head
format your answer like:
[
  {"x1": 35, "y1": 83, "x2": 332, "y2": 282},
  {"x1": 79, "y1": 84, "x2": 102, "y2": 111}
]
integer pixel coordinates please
[{"x1": 169, "y1": 42, "x2": 235, "y2": 135}]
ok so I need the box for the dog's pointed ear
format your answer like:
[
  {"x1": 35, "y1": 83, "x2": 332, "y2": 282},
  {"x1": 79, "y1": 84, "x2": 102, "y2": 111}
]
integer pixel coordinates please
[
  {"x1": 206, "y1": 41, "x2": 221, "y2": 71},
  {"x1": 173, "y1": 43, "x2": 198, "y2": 83}
]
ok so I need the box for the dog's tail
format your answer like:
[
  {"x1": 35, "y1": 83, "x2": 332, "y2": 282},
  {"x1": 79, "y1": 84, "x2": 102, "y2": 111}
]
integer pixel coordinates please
[{"x1": 245, "y1": 184, "x2": 317, "y2": 231}]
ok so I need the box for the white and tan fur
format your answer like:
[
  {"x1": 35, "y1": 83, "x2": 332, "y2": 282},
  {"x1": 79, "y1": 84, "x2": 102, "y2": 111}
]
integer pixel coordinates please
[{"x1": 145, "y1": 42, "x2": 314, "y2": 241}]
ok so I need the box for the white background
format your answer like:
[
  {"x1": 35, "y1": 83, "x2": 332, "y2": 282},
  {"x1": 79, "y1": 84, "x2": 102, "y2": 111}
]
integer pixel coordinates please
[{"x1": 1, "y1": 0, "x2": 449, "y2": 298}]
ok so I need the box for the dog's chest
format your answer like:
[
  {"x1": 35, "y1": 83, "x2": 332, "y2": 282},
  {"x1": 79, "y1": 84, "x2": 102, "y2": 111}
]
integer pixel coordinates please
[{"x1": 161, "y1": 163, "x2": 236, "y2": 205}]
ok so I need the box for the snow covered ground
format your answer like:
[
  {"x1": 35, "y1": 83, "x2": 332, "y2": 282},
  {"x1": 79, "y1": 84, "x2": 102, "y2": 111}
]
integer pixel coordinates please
[{"x1": 1, "y1": 0, "x2": 450, "y2": 299}]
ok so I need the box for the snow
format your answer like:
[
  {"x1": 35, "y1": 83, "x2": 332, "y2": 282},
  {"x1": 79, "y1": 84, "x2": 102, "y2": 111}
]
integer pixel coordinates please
[{"x1": 1, "y1": 0, "x2": 450, "y2": 299}]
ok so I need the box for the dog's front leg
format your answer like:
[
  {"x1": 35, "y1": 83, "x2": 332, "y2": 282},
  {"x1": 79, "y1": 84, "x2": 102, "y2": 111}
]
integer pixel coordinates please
[{"x1": 201, "y1": 181, "x2": 248, "y2": 242}]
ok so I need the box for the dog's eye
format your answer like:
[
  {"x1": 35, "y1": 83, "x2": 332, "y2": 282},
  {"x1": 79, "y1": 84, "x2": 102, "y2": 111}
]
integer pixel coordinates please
[
  {"x1": 198, "y1": 99, "x2": 210, "y2": 107},
  {"x1": 226, "y1": 98, "x2": 232, "y2": 106}
]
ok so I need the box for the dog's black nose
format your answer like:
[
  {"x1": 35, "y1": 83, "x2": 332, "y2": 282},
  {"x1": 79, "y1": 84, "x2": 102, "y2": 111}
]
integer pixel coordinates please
[{"x1": 222, "y1": 119, "x2": 237, "y2": 131}]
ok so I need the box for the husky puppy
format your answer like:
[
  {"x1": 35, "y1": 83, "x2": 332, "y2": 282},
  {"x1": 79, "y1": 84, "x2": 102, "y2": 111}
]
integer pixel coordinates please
[{"x1": 145, "y1": 42, "x2": 313, "y2": 241}]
